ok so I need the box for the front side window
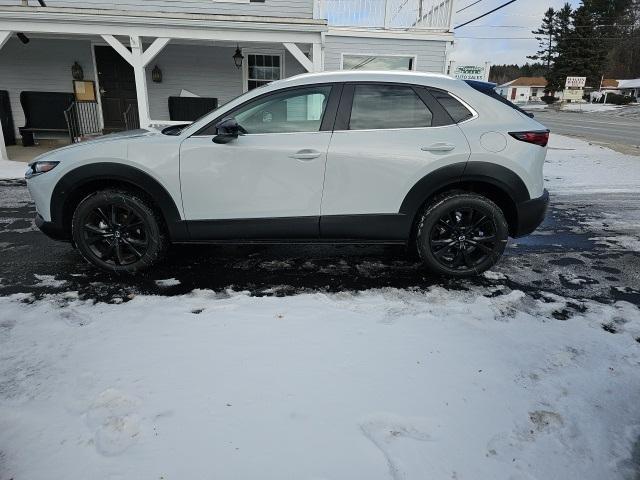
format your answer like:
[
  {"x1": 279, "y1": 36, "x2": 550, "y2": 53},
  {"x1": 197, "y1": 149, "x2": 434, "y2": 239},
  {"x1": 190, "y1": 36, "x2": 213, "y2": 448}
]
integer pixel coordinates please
[
  {"x1": 247, "y1": 54, "x2": 282, "y2": 91},
  {"x1": 342, "y1": 55, "x2": 414, "y2": 71},
  {"x1": 349, "y1": 84, "x2": 433, "y2": 130},
  {"x1": 233, "y1": 86, "x2": 332, "y2": 134}
]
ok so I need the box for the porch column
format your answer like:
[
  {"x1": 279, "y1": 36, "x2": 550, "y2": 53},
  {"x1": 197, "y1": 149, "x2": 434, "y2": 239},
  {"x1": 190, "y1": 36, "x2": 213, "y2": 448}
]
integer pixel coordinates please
[
  {"x1": 100, "y1": 34, "x2": 171, "y2": 129},
  {"x1": 0, "y1": 31, "x2": 12, "y2": 161},
  {"x1": 129, "y1": 36, "x2": 151, "y2": 128}
]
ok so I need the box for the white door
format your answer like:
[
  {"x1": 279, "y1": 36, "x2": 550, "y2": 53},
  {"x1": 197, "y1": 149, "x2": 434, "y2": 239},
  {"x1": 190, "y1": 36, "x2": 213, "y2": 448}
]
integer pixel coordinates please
[
  {"x1": 322, "y1": 83, "x2": 471, "y2": 217},
  {"x1": 180, "y1": 86, "x2": 334, "y2": 227}
]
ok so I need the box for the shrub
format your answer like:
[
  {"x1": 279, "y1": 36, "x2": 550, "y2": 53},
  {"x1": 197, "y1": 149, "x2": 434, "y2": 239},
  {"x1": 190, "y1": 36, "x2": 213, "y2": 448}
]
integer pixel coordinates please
[
  {"x1": 605, "y1": 93, "x2": 634, "y2": 105},
  {"x1": 541, "y1": 95, "x2": 559, "y2": 104}
]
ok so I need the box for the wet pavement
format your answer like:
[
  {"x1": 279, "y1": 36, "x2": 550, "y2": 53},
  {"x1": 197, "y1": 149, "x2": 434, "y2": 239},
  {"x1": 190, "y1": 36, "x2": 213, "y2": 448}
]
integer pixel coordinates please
[{"x1": 1, "y1": 179, "x2": 639, "y2": 305}]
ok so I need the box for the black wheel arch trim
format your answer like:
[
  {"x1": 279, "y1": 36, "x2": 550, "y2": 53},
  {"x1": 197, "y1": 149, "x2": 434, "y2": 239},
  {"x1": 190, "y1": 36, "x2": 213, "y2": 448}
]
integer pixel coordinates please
[
  {"x1": 50, "y1": 162, "x2": 188, "y2": 241},
  {"x1": 399, "y1": 161, "x2": 532, "y2": 234}
]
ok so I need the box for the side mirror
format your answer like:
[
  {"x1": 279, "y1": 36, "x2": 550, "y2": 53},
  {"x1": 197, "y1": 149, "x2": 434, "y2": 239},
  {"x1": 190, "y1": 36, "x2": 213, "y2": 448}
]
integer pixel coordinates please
[{"x1": 213, "y1": 116, "x2": 246, "y2": 144}]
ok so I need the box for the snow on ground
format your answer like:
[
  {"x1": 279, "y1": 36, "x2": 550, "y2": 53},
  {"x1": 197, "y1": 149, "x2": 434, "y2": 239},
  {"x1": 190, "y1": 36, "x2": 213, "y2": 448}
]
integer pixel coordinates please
[
  {"x1": 0, "y1": 159, "x2": 28, "y2": 180},
  {"x1": 545, "y1": 134, "x2": 640, "y2": 194},
  {"x1": 560, "y1": 103, "x2": 622, "y2": 113},
  {"x1": 521, "y1": 103, "x2": 548, "y2": 110},
  {"x1": 1, "y1": 287, "x2": 639, "y2": 480}
]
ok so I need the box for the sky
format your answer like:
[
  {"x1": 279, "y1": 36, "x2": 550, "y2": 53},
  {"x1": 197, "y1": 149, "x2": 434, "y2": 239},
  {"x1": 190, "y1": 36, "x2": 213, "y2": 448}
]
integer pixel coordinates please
[{"x1": 451, "y1": 0, "x2": 582, "y2": 65}]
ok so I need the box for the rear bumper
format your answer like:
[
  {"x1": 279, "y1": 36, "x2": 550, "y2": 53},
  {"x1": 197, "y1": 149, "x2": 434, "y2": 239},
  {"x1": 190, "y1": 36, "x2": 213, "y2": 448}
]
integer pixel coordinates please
[
  {"x1": 513, "y1": 189, "x2": 549, "y2": 238},
  {"x1": 35, "y1": 213, "x2": 69, "y2": 241}
]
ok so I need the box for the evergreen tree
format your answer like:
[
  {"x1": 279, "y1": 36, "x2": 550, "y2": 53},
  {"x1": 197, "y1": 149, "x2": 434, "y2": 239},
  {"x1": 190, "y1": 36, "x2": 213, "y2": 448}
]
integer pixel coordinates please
[
  {"x1": 564, "y1": 5, "x2": 608, "y2": 88},
  {"x1": 527, "y1": 7, "x2": 556, "y2": 73},
  {"x1": 547, "y1": 3, "x2": 574, "y2": 92}
]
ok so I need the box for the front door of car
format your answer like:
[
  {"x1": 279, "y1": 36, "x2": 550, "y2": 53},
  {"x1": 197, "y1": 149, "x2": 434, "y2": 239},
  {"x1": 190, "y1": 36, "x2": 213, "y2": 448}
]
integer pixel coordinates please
[
  {"x1": 321, "y1": 83, "x2": 472, "y2": 238},
  {"x1": 180, "y1": 85, "x2": 338, "y2": 239}
]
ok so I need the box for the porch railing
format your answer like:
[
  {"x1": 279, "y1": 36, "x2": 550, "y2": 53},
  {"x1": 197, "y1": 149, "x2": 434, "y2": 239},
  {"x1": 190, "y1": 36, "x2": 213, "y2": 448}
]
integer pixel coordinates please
[
  {"x1": 318, "y1": 0, "x2": 454, "y2": 30},
  {"x1": 64, "y1": 101, "x2": 101, "y2": 144},
  {"x1": 123, "y1": 104, "x2": 140, "y2": 131}
]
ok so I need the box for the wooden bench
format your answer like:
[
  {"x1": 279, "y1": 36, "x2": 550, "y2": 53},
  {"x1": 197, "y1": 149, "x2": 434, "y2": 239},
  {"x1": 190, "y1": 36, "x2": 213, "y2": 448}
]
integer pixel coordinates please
[
  {"x1": 19, "y1": 91, "x2": 75, "y2": 146},
  {"x1": 168, "y1": 96, "x2": 218, "y2": 122}
]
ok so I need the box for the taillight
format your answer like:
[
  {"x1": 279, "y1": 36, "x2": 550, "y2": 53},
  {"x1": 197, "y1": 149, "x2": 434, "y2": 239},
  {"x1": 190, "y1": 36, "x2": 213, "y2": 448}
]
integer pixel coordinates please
[{"x1": 509, "y1": 130, "x2": 550, "y2": 147}]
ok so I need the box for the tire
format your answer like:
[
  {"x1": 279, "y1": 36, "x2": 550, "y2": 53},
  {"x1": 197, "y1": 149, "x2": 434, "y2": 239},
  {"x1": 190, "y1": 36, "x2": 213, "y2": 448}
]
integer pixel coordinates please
[
  {"x1": 71, "y1": 189, "x2": 168, "y2": 273},
  {"x1": 415, "y1": 192, "x2": 509, "y2": 277}
]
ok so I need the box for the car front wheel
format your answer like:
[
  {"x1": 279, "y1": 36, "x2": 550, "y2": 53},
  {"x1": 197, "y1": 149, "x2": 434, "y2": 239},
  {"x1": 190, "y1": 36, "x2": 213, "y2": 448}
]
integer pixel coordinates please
[
  {"x1": 415, "y1": 192, "x2": 509, "y2": 277},
  {"x1": 71, "y1": 189, "x2": 168, "y2": 273}
]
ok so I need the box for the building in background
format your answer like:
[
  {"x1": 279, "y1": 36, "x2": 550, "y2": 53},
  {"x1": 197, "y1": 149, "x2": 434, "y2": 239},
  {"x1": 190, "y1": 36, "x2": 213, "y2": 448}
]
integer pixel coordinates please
[
  {"x1": 497, "y1": 77, "x2": 547, "y2": 104},
  {"x1": 0, "y1": 0, "x2": 457, "y2": 160}
]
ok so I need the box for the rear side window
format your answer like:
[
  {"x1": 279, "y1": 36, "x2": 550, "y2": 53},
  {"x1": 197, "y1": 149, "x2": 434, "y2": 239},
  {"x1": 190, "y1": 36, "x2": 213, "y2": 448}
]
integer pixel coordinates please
[
  {"x1": 349, "y1": 84, "x2": 433, "y2": 130},
  {"x1": 430, "y1": 90, "x2": 474, "y2": 123}
]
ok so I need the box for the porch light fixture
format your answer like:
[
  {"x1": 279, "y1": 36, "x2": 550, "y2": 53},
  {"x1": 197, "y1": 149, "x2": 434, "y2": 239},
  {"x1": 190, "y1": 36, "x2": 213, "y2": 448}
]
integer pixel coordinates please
[
  {"x1": 232, "y1": 46, "x2": 244, "y2": 69},
  {"x1": 71, "y1": 61, "x2": 84, "y2": 81},
  {"x1": 152, "y1": 64, "x2": 163, "y2": 83}
]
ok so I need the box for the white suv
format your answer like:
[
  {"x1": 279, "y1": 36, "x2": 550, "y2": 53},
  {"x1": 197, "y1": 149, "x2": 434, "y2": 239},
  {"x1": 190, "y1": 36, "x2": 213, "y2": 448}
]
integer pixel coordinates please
[{"x1": 26, "y1": 71, "x2": 549, "y2": 277}]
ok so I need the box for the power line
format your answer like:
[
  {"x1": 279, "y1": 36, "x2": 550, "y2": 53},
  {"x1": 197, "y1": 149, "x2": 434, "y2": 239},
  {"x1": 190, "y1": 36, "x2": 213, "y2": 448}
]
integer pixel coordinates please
[
  {"x1": 456, "y1": 0, "x2": 484, "y2": 14},
  {"x1": 454, "y1": 0, "x2": 519, "y2": 29}
]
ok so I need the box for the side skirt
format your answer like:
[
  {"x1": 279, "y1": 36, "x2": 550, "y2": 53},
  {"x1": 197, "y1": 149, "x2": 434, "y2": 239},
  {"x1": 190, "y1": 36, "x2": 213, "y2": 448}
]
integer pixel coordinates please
[{"x1": 182, "y1": 214, "x2": 412, "y2": 243}]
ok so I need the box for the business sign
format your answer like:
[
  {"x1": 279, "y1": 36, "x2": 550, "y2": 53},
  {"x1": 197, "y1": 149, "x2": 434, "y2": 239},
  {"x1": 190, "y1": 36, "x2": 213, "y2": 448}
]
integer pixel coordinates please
[
  {"x1": 563, "y1": 89, "x2": 584, "y2": 101},
  {"x1": 453, "y1": 65, "x2": 487, "y2": 81},
  {"x1": 565, "y1": 76, "x2": 587, "y2": 88}
]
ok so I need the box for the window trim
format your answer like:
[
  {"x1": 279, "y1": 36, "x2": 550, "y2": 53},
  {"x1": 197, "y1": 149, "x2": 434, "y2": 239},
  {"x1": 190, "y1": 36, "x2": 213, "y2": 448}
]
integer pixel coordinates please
[
  {"x1": 242, "y1": 50, "x2": 286, "y2": 93},
  {"x1": 193, "y1": 83, "x2": 342, "y2": 136},
  {"x1": 427, "y1": 87, "x2": 479, "y2": 125},
  {"x1": 334, "y1": 82, "x2": 449, "y2": 132},
  {"x1": 340, "y1": 52, "x2": 418, "y2": 72}
]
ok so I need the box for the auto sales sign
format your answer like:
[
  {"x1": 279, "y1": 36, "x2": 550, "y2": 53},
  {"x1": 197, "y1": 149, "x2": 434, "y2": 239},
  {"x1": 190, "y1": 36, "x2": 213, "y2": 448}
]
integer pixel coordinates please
[{"x1": 453, "y1": 65, "x2": 487, "y2": 81}]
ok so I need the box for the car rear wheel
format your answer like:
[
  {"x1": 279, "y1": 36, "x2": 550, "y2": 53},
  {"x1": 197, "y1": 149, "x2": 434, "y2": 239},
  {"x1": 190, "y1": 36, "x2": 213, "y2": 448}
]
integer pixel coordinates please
[
  {"x1": 415, "y1": 192, "x2": 508, "y2": 277},
  {"x1": 71, "y1": 189, "x2": 168, "y2": 273}
]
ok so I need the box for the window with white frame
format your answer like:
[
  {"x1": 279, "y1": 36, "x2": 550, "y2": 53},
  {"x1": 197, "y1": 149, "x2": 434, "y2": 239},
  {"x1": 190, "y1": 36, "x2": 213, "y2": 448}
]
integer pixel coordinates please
[
  {"x1": 342, "y1": 54, "x2": 415, "y2": 71},
  {"x1": 246, "y1": 54, "x2": 283, "y2": 91}
]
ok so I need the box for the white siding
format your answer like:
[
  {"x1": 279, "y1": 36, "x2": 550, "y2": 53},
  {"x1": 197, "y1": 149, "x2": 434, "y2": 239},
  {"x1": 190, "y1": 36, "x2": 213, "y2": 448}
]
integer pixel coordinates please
[
  {"x1": 0, "y1": 0, "x2": 313, "y2": 19},
  {"x1": 324, "y1": 35, "x2": 447, "y2": 74},
  {"x1": 0, "y1": 37, "x2": 94, "y2": 138},
  {"x1": 146, "y1": 43, "x2": 306, "y2": 120},
  {"x1": 0, "y1": 37, "x2": 309, "y2": 134}
]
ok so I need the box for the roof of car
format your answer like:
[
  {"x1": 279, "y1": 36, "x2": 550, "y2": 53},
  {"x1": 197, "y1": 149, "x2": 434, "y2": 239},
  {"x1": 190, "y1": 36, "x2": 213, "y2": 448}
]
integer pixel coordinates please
[{"x1": 276, "y1": 70, "x2": 462, "y2": 89}]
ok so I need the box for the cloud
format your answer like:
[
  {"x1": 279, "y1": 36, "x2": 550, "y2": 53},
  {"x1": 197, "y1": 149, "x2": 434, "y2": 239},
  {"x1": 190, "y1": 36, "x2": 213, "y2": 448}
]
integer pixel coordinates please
[{"x1": 450, "y1": 0, "x2": 581, "y2": 65}]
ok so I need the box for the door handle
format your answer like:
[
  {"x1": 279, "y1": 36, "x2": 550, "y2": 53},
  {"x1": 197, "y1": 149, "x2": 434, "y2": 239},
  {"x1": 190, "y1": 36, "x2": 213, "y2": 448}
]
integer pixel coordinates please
[
  {"x1": 289, "y1": 149, "x2": 322, "y2": 161},
  {"x1": 421, "y1": 143, "x2": 455, "y2": 153}
]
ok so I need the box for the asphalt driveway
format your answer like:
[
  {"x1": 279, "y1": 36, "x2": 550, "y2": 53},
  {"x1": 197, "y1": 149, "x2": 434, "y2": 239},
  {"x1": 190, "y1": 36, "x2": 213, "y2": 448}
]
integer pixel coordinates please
[{"x1": 1, "y1": 179, "x2": 639, "y2": 307}]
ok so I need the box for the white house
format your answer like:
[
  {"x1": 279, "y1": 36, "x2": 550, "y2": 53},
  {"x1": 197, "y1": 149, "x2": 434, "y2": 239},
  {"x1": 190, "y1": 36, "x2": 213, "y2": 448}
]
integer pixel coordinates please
[
  {"x1": 0, "y1": 0, "x2": 457, "y2": 160},
  {"x1": 497, "y1": 77, "x2": 547, "y2": 104}
]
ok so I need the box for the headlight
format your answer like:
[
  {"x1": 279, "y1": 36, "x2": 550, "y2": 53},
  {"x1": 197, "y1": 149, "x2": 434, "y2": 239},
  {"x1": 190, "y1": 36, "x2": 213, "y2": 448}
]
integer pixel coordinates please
[{"x1": 25, "y1": 161, "x2": 60, "y2": 179}]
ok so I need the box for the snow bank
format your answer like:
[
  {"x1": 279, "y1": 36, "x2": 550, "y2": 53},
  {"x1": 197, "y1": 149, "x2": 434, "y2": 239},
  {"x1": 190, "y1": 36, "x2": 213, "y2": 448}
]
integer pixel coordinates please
[
  {"x1": 1, "y1": 287, "x2": 639, "y2": 480},
  {"x1": 561, "y1": 103, "x2": 622, "y2": 113},
  {"x1": 545, "y1": 135, "x2": 640, "y2": 194},
  {"x1": 0, "y1": 159, "x2": 28, "y2": 180}
]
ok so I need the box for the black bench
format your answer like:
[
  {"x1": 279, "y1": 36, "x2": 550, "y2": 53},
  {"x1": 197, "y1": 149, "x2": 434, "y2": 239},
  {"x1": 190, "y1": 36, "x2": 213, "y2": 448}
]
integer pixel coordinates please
[
  {"x1": 168, "y1": 96, "x2": 218, "y2": 122},
  {"x1": 19, "y1": 91, "x2": 75, "y2": 146}
]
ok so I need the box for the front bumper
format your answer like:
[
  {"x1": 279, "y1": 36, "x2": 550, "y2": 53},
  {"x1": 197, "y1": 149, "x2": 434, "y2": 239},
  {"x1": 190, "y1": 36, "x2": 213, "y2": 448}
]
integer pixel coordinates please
[
  {"x1": 35, "y1": 213, "x2": 70, "y2": 242},
  {"x1": 513, "y1": 189, "x2": 549, "y2": 238}
]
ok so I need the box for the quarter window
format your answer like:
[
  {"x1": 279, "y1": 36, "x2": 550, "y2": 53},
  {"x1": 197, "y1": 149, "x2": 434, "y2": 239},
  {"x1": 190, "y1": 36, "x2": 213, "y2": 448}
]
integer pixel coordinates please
[
  {"x1": 430, "y1": 90, "x2": 474, "y2": 123},
  {"x1": 247, "y1": 54, "x2": 282, "y2": 91},
  {"x1": 349, "y1": 84, "x2": 433, "y2": 130},
  {"x1": 233, "y1": 86, "x2": 332, "y2": 134}
]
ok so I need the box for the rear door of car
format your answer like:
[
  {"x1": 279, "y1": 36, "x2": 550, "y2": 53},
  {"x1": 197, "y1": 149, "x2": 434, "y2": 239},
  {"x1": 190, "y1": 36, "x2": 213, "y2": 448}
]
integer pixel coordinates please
[{"x1": 320, "y1": 82, "x2": 472, "y2": 239}]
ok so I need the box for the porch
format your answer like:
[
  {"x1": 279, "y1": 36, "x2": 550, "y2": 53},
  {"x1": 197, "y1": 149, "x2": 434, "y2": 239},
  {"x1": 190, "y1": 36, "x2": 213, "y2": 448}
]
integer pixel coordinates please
[{"x1": 0, "y1": 6, "x2": 326, "y2": 161}]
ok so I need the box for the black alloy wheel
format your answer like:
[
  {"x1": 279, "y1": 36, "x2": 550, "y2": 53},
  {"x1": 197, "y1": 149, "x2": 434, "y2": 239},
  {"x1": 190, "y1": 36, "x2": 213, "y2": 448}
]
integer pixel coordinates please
[
  {"x1": 72, "y1": 190, "x2": 168, "y2": 273},
  {"x1": 416, "y1": 192, "x2": 508, "y2": 276},
  {"x1": 81, "y1": 203, "x2": 149, "y2": 266},
  {"x1": 430, "y1": 207, "x2": 499, "y2": 271}
]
